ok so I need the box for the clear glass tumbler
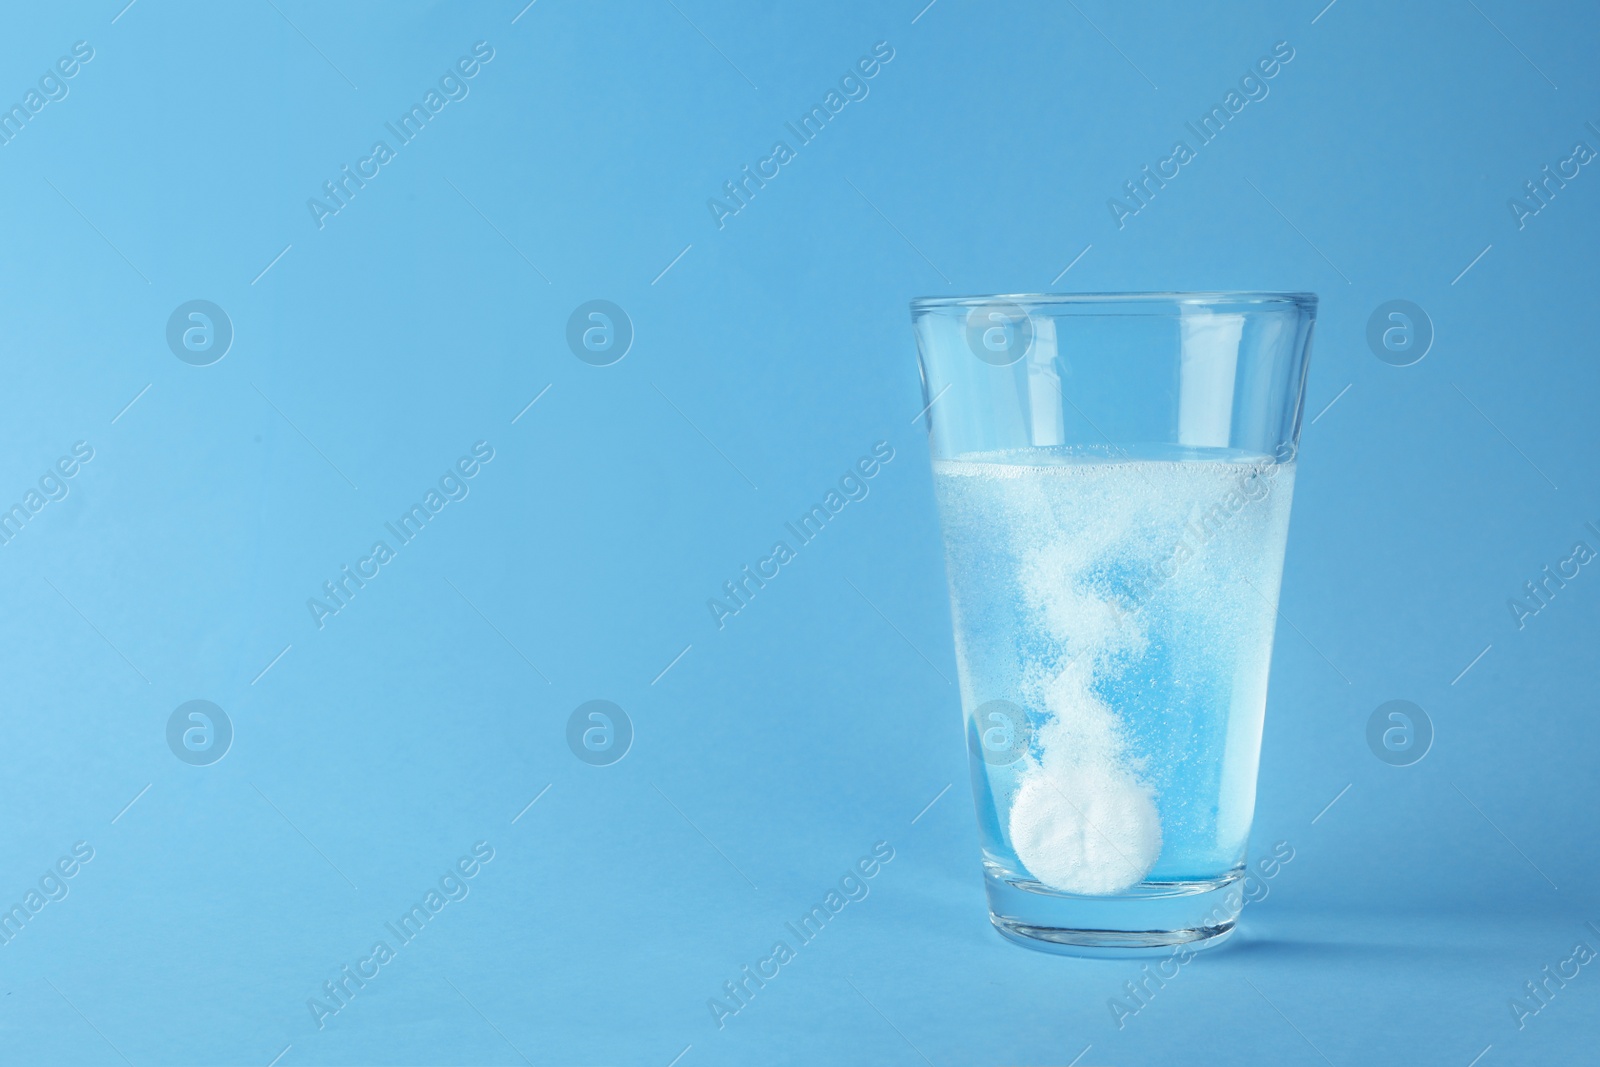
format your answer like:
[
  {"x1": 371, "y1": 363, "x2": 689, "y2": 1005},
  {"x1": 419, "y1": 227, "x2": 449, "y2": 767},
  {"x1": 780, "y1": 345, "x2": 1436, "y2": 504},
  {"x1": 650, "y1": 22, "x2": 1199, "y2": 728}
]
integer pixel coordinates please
[{"x1": 910, "y1": 292, "x2": 1315, "y2": 955}]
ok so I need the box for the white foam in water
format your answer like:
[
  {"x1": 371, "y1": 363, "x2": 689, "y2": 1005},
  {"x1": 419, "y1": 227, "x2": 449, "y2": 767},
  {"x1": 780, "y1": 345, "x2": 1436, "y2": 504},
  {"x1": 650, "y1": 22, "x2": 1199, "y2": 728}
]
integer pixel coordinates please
[{"x1": 934, "y1": 448, "x2": 1294, "y2": 895}]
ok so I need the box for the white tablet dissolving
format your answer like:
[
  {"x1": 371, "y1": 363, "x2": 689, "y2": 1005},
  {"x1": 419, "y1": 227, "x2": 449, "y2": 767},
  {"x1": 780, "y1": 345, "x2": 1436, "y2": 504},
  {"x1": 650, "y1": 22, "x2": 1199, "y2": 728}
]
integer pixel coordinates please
[
  {"x1": 1009, "y1": 758, "x2": 1162, "y2": 895},
  {"x1": 1002, "y1": 461, "x2": 1165, "y2": 895}
]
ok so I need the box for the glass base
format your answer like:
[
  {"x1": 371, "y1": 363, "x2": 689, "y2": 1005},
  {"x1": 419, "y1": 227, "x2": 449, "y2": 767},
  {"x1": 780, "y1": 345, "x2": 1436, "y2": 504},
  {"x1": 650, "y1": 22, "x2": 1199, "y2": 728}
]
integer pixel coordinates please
[{"x1": 985, "y1": 864, "x2": 1245, "y2": 958}]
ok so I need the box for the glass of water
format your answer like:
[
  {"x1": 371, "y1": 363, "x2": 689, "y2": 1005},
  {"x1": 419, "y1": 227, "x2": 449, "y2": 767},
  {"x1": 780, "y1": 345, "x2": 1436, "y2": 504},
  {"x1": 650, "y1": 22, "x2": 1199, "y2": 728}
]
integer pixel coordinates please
[{"x1": 910, "y1": 292, "x2": 1316, "y2": 955}]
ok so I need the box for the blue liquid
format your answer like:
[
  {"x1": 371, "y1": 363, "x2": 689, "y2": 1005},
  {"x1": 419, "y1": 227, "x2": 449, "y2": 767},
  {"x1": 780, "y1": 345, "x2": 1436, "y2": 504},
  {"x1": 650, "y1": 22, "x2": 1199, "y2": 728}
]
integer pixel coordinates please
[{"x1": 933, "y1": 445, "x2": 1294, "y2": 892}]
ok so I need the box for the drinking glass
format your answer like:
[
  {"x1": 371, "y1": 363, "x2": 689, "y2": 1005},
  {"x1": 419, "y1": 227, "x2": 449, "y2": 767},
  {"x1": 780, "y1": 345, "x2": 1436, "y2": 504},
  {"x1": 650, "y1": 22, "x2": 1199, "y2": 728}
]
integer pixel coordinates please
[{"x1": 909, "y1": 292, "x2": 1315, "y2": 955}]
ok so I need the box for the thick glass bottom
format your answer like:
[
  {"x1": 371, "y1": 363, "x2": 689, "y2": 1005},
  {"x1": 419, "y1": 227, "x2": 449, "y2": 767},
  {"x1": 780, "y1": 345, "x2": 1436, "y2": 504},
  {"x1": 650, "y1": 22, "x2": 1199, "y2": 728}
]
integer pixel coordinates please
[{"x1": 985, "y1": 864, "x2": 1246, "y2": 958}]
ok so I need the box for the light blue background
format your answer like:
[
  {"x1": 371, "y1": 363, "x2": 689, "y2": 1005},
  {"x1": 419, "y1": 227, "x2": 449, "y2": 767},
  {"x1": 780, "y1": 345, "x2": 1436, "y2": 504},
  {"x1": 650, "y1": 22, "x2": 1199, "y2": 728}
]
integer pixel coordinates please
[{"x1": 0, "y1": 1, "x2": 1595, "y2": 1064}]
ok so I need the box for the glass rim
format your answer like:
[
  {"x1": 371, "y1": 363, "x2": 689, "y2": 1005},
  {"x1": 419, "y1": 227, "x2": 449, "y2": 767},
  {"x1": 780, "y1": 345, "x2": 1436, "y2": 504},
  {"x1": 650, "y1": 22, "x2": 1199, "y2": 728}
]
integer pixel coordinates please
[{"x1": 909, "y1": 290, "x2": 1318, "y2": 312}]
